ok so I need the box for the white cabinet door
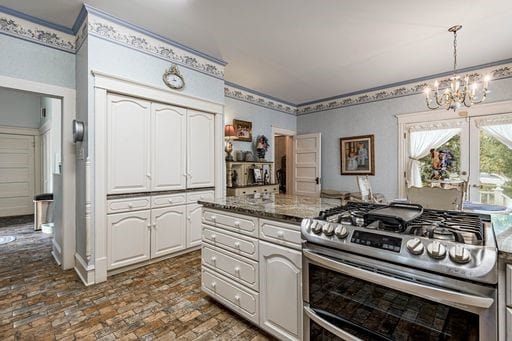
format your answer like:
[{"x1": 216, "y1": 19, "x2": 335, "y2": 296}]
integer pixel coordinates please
[
  {"x1": 151, "y1": 206, "x2": 186, "y2": 258},
  {"x1": 107, "y1": 210, "x2": 150, "y2": 270},
  {"x1": 187, "y1": 110, "x2": 215, "y2": 188},
  {"x1": 186, "y1": 204, "x2": 202, "y2": 248},
  {"x1": 107, "y1": 94, "x2": 151, "y2": 194},
  {"x1": 259, "y1": 241, "x2": 302, "y2": 341},
  {"x1": 151, "y1": 103, "x2": 187, "y2": 191}
]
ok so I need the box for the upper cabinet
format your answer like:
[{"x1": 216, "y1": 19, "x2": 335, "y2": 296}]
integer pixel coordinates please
[
  {"x1": 151, "y1": 103, "x2": 187, "y2": 191},
  {"x1": 107, "y1": 94, "x2": 215, "y2": 194},
  {"x1": 187, "y1": 109, "x2": 215, "y2": 188},
  {"x1": 107, "y1": 94, "x2": 151, "y2": 194}
]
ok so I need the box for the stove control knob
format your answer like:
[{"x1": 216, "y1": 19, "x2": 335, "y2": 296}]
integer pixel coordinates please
[
  {"x1": 449, "y1": 245, "x2": 471, "y2": 264},
  {"x1": 311, "y1": 222, "x2": 323, "y2": 235},
  {"x1": 427, "y1": 241, "x2": 446, "y2": 259},
  {"x1": 406, "y1": 238, "x2": 424, "y2": 255},
  {"x1": 334, "y1": 225, "x2": 349, "y2": 239},
  {"x1": 323, "y1": 223, "x2": 335, "y2": 237}
]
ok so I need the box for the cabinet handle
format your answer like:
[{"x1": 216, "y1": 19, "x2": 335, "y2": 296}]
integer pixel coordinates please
[
  {"x1": 211, "y1": 234, "x2": 217, "y2": 240},
  {"x1": 168, "y1": 198, "x2": 173, "y2": 203},
  {"x1": 187, "y1": 216, "x2": 191, "y2": 221},
  {"x1": 128, "y1": 203, "x2": 133, "y2": 208},
  {"x1": 211, "y1": 215, "x2": 217, "y2": 221},
  {"x1": 147, "y1": 223, "x2": 151, "y2": 229},
  {"x1": 277, "y1": 230, "x2": 285, "y2": 238},
  {"x1": 146, "y1": 173, "x2": 151, "y2": 179},
  {"x1": 234, "y1": 266, "x2": 240, "y2": 273},
  {"x1": 234, "y1": 241, "x2": 240, "y2": 248},
  {"x1": 211, "y1": 256, "x2": 216, "y2": 262},
  {"x1": 234, "y1": 295, "x2": 240, "y2": 303},
  {"x1": 234, "y1": 221, "x2": 240, "y2": 227},
  {"x1": 211, "y1": 282, "x2": 216, "y2": 289},
  {"x1": 187, "y1": 172, "x2": 192, "y2": 178}
]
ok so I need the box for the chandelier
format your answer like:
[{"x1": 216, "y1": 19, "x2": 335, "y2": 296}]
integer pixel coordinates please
[{"x1": 424, "y1": 25, "x2": 490, "y2": 111}]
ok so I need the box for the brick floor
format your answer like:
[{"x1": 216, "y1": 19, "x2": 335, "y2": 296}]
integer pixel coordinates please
[{"x1": 0, "y1": 216, "x2": 273, "y2": 340}]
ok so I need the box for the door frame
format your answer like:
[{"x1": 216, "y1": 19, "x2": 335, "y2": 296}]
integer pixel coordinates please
[
  {"x1": 271, "y1": 126, "x2": 296, "y2": 192},
  {"x1": 0, "y1": 74, "x2": 76, "y2": 270},
  {"x1": 397, "y1": 100, "x2": 512, "y2": 198},
  {"x1": 92, "y1": 71, "x2": 224, "y2": 284}
]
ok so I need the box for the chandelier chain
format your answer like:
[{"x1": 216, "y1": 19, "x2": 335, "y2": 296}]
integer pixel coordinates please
[{"x1": 453, "y1": 30, "x2": 457, "y2": 75}]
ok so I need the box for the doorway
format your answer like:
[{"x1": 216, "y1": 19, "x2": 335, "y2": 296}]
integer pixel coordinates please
[{"x1": 272, "y1": 127, "x2": 295, "y2": 195}]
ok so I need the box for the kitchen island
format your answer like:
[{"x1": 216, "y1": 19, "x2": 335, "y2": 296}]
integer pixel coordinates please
[{"x1": 198, "y1": 194, "x2": 340, "y2": 341}]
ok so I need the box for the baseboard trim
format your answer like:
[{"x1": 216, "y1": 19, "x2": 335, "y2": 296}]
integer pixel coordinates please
[
  {"x1": 74, "y1": 253, "x2": 95, "y2": 286},
  {"x1": 52, "y1": 239, "x2": 62, "y2": 265}
]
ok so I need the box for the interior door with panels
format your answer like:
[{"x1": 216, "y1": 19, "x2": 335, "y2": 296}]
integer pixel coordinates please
[
  {"x1": 151, "y1": 103, "x2": 187, "y2": 191},
  {"x1": 187, "y1": 109, "x2": 215, "y2": 188},
  {"x1": 107, "y1": 210, "x2": 151, "y2": 270},
  {"x1": 294, "y1": 133, "x2": 321, "y2": 197},
  {"x1": 151, "y1": 206, "x2": 186, "y2": 258},
  {"x1": 0, "y1": 134, "x2": 35, "y2": 217},
  {"x1": 107, "y1": 94, "x2": 151, "y2": 194}
]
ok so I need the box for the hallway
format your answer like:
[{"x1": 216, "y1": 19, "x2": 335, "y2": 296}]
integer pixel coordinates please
[{"x1": 0, "y1": 217, "x2": 270, "y2": 340}]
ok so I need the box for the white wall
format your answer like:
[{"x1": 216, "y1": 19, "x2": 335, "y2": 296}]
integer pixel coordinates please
[
  {"x1": 297, "y1": 77, "x2": 512, "y2": 200},
  {"x1": 0, "y1": 88, "x2": 41, "y2": 128},
  {"x1": 224, "y1": 97, "x2": 297, "y2": 161}
]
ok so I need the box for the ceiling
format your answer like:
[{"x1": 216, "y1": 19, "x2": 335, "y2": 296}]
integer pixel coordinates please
[{"x1": 2, "y1": 0, "x2": 511, "y2": 104}]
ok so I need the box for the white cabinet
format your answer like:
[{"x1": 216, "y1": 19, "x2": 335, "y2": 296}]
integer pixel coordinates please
[
  {"x1": 187, "y1": 109, "x2": 215, "y2": 188},
  {"x1": 187, "y1": 204, "x2": 203, "y2": 248},
  {"x1": 151, "y1": 206, "x2": 186, "y2": 258},
  {"x1": 107, "y1": 94, "x2": 151, "y2": 194},
  {"x1": 107, "y1": 210, "x2": 151, "y2": 270},
  {"x1": 259, "y1": 241, "x2": 302, "y2": 341},
  {"x1": 151, "y1": 103, "x2": 187, "y2": 191}
]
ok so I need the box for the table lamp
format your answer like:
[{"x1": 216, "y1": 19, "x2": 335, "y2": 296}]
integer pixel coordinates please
[{"x1": 224, "y1": 124, "x2": 236, "y2": 161}]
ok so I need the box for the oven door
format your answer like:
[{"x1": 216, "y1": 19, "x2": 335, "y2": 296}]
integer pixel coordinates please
[{"x1": 303, "y1": 247, "x2": 497, "y2": 341}]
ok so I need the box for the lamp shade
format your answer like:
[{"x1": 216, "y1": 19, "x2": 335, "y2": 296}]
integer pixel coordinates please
[{"x1": 224, "y1": 124, "x2": 236, "y2": 138}]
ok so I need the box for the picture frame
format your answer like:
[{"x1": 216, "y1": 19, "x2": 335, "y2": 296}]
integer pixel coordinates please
[
  {"x1": 253, "y1": 168, "x2": 263, "y2": 184},
  {"x1": 233, "y1": 119, "x2": 252, "y2": 142},
  {"x1": 340, "y1": 134, "x2": 375, "y2": 175}
]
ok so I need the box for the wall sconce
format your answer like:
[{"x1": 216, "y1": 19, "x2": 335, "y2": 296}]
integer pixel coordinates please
[{"x1": 224, "y1": 124, "x2": 236, "y2": 161}]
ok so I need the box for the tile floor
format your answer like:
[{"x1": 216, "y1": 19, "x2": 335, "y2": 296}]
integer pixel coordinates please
[{"x1": 0, "y1": 216, "x2": 273, "y2": 340}]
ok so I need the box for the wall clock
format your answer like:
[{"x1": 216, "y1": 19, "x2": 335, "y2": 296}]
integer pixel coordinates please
[{"x1": 163, "y1": 65, "x2": 185, "y2": 90}]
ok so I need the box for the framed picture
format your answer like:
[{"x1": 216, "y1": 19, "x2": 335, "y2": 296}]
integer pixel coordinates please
[
  {"x1": 340, "y1": 134, "x2": 375, "y2": 175},
  {"x1": 253, "y1": 168, "x2": 263, "y2": 184},
  {"x1": 233, "y1": 119, "x2": 252, "y2": 142}
]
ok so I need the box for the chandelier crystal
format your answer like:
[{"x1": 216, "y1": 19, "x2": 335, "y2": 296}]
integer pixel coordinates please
[{"x1": 424, "y1": 25, "x2": 491, "y2": 111}]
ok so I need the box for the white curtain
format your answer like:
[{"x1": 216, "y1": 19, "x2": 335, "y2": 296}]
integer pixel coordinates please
[
  {"x1": 482, "y1": 124, "x2": 512, "y2": 149},
  {"x1": 407, "y1": 128, "x2": 461, "y2": 188}
]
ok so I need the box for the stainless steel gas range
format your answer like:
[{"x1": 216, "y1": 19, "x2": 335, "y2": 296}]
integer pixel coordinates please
[{"x1": 301, "y1": 202, "x2": 498, "y2": 340}]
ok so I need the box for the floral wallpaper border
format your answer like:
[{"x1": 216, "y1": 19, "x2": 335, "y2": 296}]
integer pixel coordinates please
[
  {"x1": 296, "y1": 64, "x2": 512, "y2": 115},
  {"x1": 0, "y1": 12, "x2": 75, "y2": 52},
  {"x1": 224, "y1": 84, "x2": 297, "y2": 115}
]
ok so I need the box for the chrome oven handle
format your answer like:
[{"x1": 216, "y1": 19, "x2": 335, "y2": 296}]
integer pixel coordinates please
[
  {"x1": 304, "y1": 249, "x2": 494, "y2": 309},
  {"x1": 304, "y1": 304, "x2": 362, "y2": 341}
]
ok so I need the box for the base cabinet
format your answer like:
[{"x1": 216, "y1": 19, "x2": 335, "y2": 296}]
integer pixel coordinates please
[
  {"x1": 107, "y1": 210, "x2": 151, "y2": 270},
  {"x1": 259, "y1": 241, "x2": 302, "y2": 341},
  {"x1": 187, "y1": 204, "x2": 203, "y2": 248},
  {"x1": 151, "y1": 206, "x2": 186, "y2": 258}
]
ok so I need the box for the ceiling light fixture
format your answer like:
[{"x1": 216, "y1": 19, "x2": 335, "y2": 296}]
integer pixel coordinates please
[{"x1": 424, "y1": 25, "x2": 491, "y2": 111}]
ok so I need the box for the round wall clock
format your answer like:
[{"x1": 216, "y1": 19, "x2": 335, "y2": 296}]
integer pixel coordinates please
[{"x1": 163, "y1": 65, "x2": 185, "y2": 90}]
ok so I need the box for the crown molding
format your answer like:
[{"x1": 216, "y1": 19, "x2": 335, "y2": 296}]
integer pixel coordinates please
[{"x1": 224, "y1": 83, "x2": 298, "y2": 115}]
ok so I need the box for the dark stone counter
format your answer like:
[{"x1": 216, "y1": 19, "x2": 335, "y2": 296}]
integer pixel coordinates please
[{"x1": 198, "y1": 193, "x2": 341, "y2": 223}]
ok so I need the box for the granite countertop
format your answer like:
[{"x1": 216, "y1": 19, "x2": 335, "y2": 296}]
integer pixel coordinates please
[
  {"x1": 492, "y1": 214, "x2": 512, "y2": 257},
  {"x1": 198, "y1": 193, "x2": 342, "y2": 223}
]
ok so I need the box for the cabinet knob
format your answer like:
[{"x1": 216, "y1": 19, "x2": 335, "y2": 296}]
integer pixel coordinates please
[
  {"x1": 153, "y1": 223, "x2": 156, "y2": 228},
  {"x1": 234, "y1": 221, "x2": 240, "y2": 226},
  {"x1": 187, "y1": 216, "x2": 191, "y2": 221},
  {"x1": 234, "y1": 241, "x2": 240, "y2": 248},
  {"x1": 146, "y1": 173, "x2": 151, "y2": 178},
  {"x1": 200, "y1": 196, "x2": 204, "y2": 200},
  {"x1": 211, "y1": 282, "x2": 216, "y2": 289},
  {"x1": 128, "y1": 203, "x2": 133, "y2": 208},
  {"x1": 168, "y1": 198, "x2": 173, "y2": 203},
  {"x1": 147, "y1": 224, "x2": 151, "y2": 229},
  {"x1": 211, "y1": 215, "x2": 217, "y2": 221},
  {"x1": 211, "y1": 256, "x2": 216, "y2": 262},
  {"x1": 211, "y1": 234, "x2": 217, "y2": 240},
  {"x1": 234, "y1": 266, "x2": 240, "y2": 273},
  {"x1": 234, "y1": 295, "x2": 240, "y2": 302},
  {"x1": 277, "y1": 230, "x2": 285, "y2": 238}
]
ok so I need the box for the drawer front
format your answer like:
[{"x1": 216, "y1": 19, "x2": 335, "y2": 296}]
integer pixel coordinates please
[
  {"x1": 202, "y1": 225, "x2": 258, "y2": 260},
  {"x1": 107, "y1": 196, "x2": 151, "y2": 214},
  {"x1": 202, "y1": 268, "x2": 259, "y2": 324},
  {"x1": 151, "y1": 193, "x2": 187, "y2": 208},
  {"x1": 259, "y1": 219, "x2": 302, "y2": 250},
  {"x1": 203, "y1": 209, "x2": 258, "y2": 237},
  {"x1": 187, "y1": 190, "x2": 214, "y2": 204},
  {"x1": 202, "y1": 245, "x2": 259, "y2": 290}
]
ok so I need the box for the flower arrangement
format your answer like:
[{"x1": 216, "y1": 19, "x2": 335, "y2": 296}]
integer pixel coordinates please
[{"x1": 255, "y1": 135, "x2": 269, "y2": 160}]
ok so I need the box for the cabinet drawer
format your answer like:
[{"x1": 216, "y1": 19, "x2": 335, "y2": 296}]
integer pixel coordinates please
[
  {"x1": 107, "y1": 196, "x2": 151, "y2": 214},
  {"x1": 151, "y1": 192, "x2": 187, "y2": 208},
  {"x1": 187, "y1": 190, "x2": 214, "y2": 204},
  {"x1": 202, "y1": 225, "x2": 258, "y2": 260},
  {"x1": 202, "y1": 245, "x2": 259, "y2": 291},
  {"x1": 203, "y1": 209, "x2": 258, "y2": 237},
  {"x1": 259, "y1": 219, "x2": 302, "y2": 250},
  {"x1": 202, "y1": 268, "x2": 259, "y2": 324}
]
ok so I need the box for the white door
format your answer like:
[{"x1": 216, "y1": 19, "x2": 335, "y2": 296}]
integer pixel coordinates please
[
  {"x1": 151, "y1": 205, "x2": 186, "y2": 258},
  {"x1": 186, "y1": 204, "x2": 202, "y2": 248},
  {"x1": 107, "y1": 94, "x2": 151, "y2": 194},
  {"x1": 294, "y1": 133, "x2": 321, "y2": 197},
  {"x1": 187, "y1": 110, "x2": 215, "y2": 188},
  {"x1": 107, "y1": 210, "x2": 150, "y2": 270},
  {"x1": 151, "y1": 103, "x2": 187, "y2": 191},
  {"x1": 259, "y1": 241, "x2": 302, "y2": 341},
  {"x1": 0, "y1": 134, "x2": 35, "y2": 217}
]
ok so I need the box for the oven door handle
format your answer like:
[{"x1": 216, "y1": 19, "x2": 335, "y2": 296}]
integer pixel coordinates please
[
  {"x1": 304, "y1": 249, "x2": 494, "y2": 309},
  {"x1": 304, "y1": 304, "x2": 363, "y2": 341}
]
